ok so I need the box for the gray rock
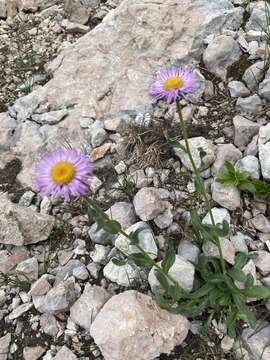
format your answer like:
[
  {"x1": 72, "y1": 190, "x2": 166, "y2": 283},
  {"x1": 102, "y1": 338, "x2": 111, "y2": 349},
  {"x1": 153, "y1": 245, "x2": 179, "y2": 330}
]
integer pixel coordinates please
[
  {"x1": 103, "y1": 259, "x2": 141, "y2": 287},
  {"x1": 259, "y1": 77, "x2": 270, "y2": 101},
  {"x1": 0, "y1": 193, "x2": 54, "y2": 246},
  {"x1": 202, "y1": 238, "x2": 235, "y2": 265},
  {"x1": 115, "y1": 221, "x2": 158, "y2": 259},
  {"x1": 89, "y1": 202, "x2": 136, "y2": 244},
  {"x1": 212, "y1": 180, "x2": 241, "y2": 211},
  {"x1": 177, "y1": 240, "x2": 200, "y2": 264},
  {"x1": 133, "y1": 187, "x2": 167, "y2": 221},
  {"x1": 235, "y1": 155, "x2": 260, "y2": 179},
  {"x1": 0, "y1": 333, "x2": 11, "y2": 360},
  {"x1": 230, "y1": 232, "x2": 249, "y2": 254},
  {"x1": 203, "y1": 35, "x2": 241, "y2": 80},
  {"x1": 64, "y1": 0, "x2": 94, "y2": 24},
  {"x1": 233, "y1": 115, "x2": 259, "y2": 149},
  {"x1": 0, "y1": 113, "x2": 16, "y2": 151},
  {"x1": 154, "y1": 207, "x2": 174, "y2": 229},
  {"x1": 254, "y1": 250, "x2": 270, "y2": 275},
  {"x1": 91, "y1": 127, "x2": 107, "y2": 148},
  {"x1": 228, "y1": 80, "x2": 250, "y2": 98},
  {"x1": 236, "y1": 95, "x2": 262, "y2": 114},
  {"x1": 54, "y1": 346, "x2": 77, "y2": 360},
  {"x1": 202, "y1": 207, "x2": 231, "y2": 226},
  {"x1": 148, "y1": 255, "x2": 194, "y2": 293},
  {"x1": 259, "y1": 142, "x2": 270, "y2": 180},
  {"x1": 39, "y1": 313, "x2": 59, "y2": 337},
  {"x1": 31, "y1": 109, "x2": 68, "y2": 125},
  {"x1": 16, "y1": 258, "x2": 39, "y2": 283},
  {"x1": 72, "y1": 265, "x2": 89, "y2": 280},
  {"x1": 258, "y1": 123, "x2": 270, "y2": 145},
  {"x1": 43, "y1": 0, "x2": 243, "y2": 116},
  {"x1": 11, "y1": 93, "x2": 41, "y2": 122},
  {"x1": 90, "y1": 244, "x2": 110, "y2": 264},
  {"x1": 90, "y1": 290, "x2": 189, "y2": 360},
  {"x1": 175, "y1": 136, "x2": 216, "y2": 171},
  {"x1": 18, "y1": 191, "x2": 35, "y2": 207},
  {"x1": 62, "y1": 19, "x2": 90, "y2": 34},
  {"x1": 55, "y1": 260, "x2": 84, "y2": 285},
  {"x1": 211, "y1": 143, "x2": 242, "y2": 176},
  {"x1": 29, "y1": 276, "x2": 52, "y2": 296},
  {"x1": 242, "y1": 60, "x2": 265, "y2": 91},
  {"x1": 33, "y1": 278, "x2": 78, "y2": 314},
  {"x1": 246, "y1": 1, "x2": 270, "y2": 32},
  {"x1": 245, "y1": 134, "x2": 259, "y2": 157},
  {"x1": 70, "y1": 284, "x2": 111, "y2": 331},
  {"x1": 9, "y1": 303, "x2": 33, "y2": 320},
  {"x1": 238, "y1": 321, "x2": 270, "y2": 360}
]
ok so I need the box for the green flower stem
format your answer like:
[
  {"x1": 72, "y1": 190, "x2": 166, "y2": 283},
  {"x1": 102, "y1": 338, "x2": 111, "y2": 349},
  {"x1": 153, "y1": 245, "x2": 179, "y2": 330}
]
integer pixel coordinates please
[
  {"x1": 118, "y1": 228, "x2": 185, "y2": 291},
  {"x1": 176, "y1": 98, "x2": 226, "y2": 274},
  {"x1": 87, "y1": 198, "x2": 186, "y2": 293}
]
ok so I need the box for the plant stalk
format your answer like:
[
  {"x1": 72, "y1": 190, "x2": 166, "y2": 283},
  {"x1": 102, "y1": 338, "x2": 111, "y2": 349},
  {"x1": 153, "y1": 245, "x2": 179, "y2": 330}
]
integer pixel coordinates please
[{"x1": 176, "y1": 98, "x2": 226, "y2": 274}]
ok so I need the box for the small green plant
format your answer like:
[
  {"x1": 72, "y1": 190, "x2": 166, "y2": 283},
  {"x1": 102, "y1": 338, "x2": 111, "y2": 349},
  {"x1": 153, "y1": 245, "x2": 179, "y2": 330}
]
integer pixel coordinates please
[{"x1": 217, "y1": 160, "x2": 270, "y2": 203}]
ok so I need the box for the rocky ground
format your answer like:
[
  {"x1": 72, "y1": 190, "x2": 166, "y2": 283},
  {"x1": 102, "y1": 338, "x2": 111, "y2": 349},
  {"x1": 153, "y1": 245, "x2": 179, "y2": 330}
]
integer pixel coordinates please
[{"x1": 1, "y1": 0, "x2": 270, "y2": 359}]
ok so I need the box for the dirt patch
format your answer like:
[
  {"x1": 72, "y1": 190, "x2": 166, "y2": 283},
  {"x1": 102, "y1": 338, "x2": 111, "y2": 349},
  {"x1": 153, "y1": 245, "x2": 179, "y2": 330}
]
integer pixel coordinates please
[{"x1": 0, "y1": 158, "x2": 25, "y2": 202}]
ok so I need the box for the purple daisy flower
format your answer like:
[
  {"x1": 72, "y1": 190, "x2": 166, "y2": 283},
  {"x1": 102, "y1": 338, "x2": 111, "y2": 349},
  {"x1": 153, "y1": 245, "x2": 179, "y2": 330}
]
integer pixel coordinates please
[
  {"x1": 150, "y1": 67, "x2": 199, "y2": 104},
  {"x1": 36, "y1": 148, "x2": 92, "y2": 202}
]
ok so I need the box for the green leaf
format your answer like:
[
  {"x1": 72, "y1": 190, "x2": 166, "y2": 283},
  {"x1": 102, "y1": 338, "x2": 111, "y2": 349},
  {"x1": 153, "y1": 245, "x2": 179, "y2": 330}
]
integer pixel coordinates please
[
  {"x1": 129, "y1": 228, "x2": 142, "y2": 246},
  {"x1": 228, "y1": 268, "x2": 247, "y2": 283},
  {"x1": 216, "y1": 161, "x2": 249, "y2": 187},
  {"x1": 243, "y1": 285, "x2": 270, "y2": 299},
  {"x1": 128, "y1": 253, "x2": 152, "y2": 269},
  {"x1": 169, "y1": 139, "x2": 186, "y2": 153},
  {"x1": 188, "y1": 283, "x2": 215, "y2": 299},
  {"x1": 161, "y1": 237, "x2": 175, "y2": 274},
  {"x1": 155, "y1": 271, "x2": 169, "y2": 292},
  {"x1": 234, "y1": 252, "x2": 250, "y2": 269},
  {"x1": 112, "y1": 258, "x2": 127, "y2": 266},
  {"x1": 168, "y1": 284, "x2": 184, "y2": 301},
  {"x1": 233, "y1": 294, "x2": 256, "y2": 328}
]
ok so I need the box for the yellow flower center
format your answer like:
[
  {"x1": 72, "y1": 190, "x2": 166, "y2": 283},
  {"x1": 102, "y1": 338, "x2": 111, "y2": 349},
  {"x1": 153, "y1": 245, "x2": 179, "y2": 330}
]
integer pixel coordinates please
[
  {"x1": 163, "y1": 76, "x2": 184, "y2": 91},
  {"x1": 51, "y1": 162, "x2": 75, "y2": 184}
]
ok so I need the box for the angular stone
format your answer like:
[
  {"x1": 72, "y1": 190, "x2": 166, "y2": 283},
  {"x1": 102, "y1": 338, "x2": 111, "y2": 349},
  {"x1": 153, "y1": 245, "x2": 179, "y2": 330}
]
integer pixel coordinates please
[
  {"x1": 133, "y1": 187, "x2": 167, "y2": 221},
  {"x1": 103, "y1": 260, "x2": 141, "y2": 287},
  {"x1": 202, "y1": 207, "x2": 231, "y2": 226},
  {"x1": 230, "y1": 232, "x2": 249, "y2": 254},
  {"x1": 0, "y1": 333, "x2": 11, "y2": 360},
  {"x1": 233, "y1": 115, "x2": 259, "y2": 150},
  {"x1": 31, "y1": 109, "x2": 68, "y2": 125},
  {"x1": 148, "y1": 255, "x2": 194, "y2": 293},
  {"x1": 16, "y1": 258, "x2": 39, "y2": 283},
  {"x1": 33, "y1": 278, "x2": 77, "y2": 314},
  {"x1": 9, "y1": 303, "x2": 33, "y2": 320},
  {"x1": 177, "y1": 240, "x2": 200, "y2": 264},
  {"x1": 90, "y1": 290, "x2": 189, "y2": 360},
  {"x1": 39, "y1": 313, "x2": 59, "y2": 337},
  {"x1": 228, "y1": 80, "x2": 250, "y2": 98},
  {"x1": 0, "y1": 193, "x2": 54, "y2": 246},
  {"x1": 242, "y1": 61, "x2": 265, "y2": 91},
  {"x1": 0, "y1": 247, "x2": 28, "y2": 274},
  {"x1": 0, "y1": 113, "x2": 16, "y2": 151},
  {"x1": 29, "y1": 276, "x2": 52, "y2": 296},
  {"x1": 89, "y1": 202, "x2": 136, "y2": 244},
  {"x1": 254, "y1": 250, "x2": 270, "y2": 275},
  {"x1": 250, "y1": 214, "x2": 270, "y2": 233},
  {"x1": 236, "y1": 95, "x2": 262, "y2": 114},
  {"x1": 175, "y1": 136, "x2": 216, "y2": 171},
  {"x1": 23, "y1": 346, "x2": 46, "y2": 360},
  {"x1": 246, "y1": 1, "x2": 270, "y2": 32},
  {"x1": 259, "y1": 142, "x2": 270, "y2": 180},
  {"x1": 212, "y1": 180, "x2": 241, "y2": 211},
  {"x1": 203, "y1": 35, "x2": 241, "y2": 80},
  {"x1": 115, "y1": 221, "x2": 158, "y2": 259},
  {"x1": 211, "y1": 143, "x2": 242, "y2": 176},
  {"x1": 202, "y1": 238, "x2": 235, "y2": 265},
  {"x1": 42, "y1": 0, "x2": 243, "y2": 115},
  {"x1": 258, "y1": 122, "x2": 270, "y2": 145},
  {"x1": 54, "y1": 346, "x2": 77, "y2": 360},
  {"x1": 235, "y1": 155, "x2": 260, "y2": 179},
  {"x1": 70, "y1": 284, "x2": 111, "y2": 331},
  {"x1": 239, "y1": 321, "x2": 270, "y2": 360}
]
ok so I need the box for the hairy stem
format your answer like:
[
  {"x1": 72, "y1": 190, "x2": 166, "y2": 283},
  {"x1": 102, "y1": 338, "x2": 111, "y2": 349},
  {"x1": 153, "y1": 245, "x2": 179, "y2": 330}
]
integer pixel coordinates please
[{"x1": 176, "y1": 98, "x2": 226, "y2": 274}]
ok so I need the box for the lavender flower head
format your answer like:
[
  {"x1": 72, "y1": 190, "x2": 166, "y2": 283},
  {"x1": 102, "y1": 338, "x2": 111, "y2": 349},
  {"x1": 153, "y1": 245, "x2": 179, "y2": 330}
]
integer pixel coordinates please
[
  {"x1": 36, "y1": 148, "x2": 92, "y2": 202},
  {"x1": 150, "y1": 67, "x2": 199, "y2": 104}
]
